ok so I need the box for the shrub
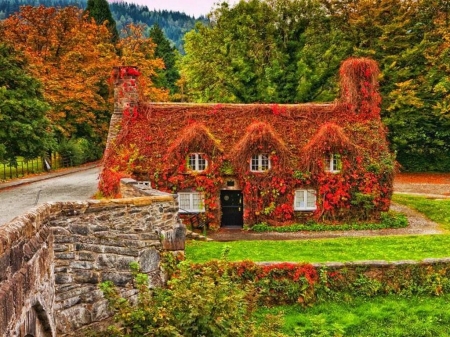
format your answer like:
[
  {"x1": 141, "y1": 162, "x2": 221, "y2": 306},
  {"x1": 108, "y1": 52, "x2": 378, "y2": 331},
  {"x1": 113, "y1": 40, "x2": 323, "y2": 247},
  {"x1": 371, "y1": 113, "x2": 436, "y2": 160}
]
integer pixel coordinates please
[
  {"x1": 58, "y1": 138, "x2": 84, "y2": 166},
  {"x1": 95, "y1": 260, "x2": 286, "y2": 336}
]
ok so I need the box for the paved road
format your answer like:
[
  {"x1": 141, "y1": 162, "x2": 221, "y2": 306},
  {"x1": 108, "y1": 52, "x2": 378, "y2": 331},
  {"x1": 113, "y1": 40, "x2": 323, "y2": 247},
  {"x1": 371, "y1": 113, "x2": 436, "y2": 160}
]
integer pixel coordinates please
[{"x1": 0, "y1": 166, "x2": 100, "y2": 225}]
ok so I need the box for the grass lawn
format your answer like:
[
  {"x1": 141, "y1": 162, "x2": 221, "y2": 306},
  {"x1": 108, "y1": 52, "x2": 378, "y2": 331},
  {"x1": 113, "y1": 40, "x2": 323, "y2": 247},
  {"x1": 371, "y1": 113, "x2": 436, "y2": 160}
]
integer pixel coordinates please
[
  {"x1": 186, "y1": 235, "x2": 450, "y2": 263},
  {"x1": 258, "y1": 294, "x2": 450, "y2": 336},
  {"x1": 186, "y1": 194, "x2": 450, "y2": 263}
]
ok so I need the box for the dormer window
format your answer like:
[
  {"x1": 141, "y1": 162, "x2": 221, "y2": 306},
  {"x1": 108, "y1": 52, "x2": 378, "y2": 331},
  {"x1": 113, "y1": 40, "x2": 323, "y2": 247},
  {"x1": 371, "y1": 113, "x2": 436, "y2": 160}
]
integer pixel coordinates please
[
  {"x1": 187, "y1": 153, "x2": 207, "y2": 172},
  {"x1": 250, "y1": 154, "x2": 271, "y2": 172},
  {"x1": 325, "y1": 153, "x2": 341, "y2": 173}
]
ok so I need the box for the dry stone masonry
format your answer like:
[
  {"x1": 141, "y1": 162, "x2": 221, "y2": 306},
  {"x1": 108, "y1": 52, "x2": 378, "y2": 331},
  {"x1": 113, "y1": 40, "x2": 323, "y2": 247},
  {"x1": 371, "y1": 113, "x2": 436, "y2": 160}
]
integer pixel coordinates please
[{"x1": 0, "y1": 186, "x2": 184, "y2": 336}]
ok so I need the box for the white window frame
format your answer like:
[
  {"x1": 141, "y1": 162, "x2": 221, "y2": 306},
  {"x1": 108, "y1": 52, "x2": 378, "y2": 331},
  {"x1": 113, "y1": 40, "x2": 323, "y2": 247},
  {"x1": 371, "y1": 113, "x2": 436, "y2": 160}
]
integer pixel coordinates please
[
  {"x1": 187, "y1": 153, "x2": 208, "y2": 172},
  {"x1": 250, "y1": 154, "x2": 271, "y2": 172},
  {"x1": 177, "y1": 192, "x2": 205, "y2": 213},
  {"x1": 325, "y1": 153, "x2": 341, "y2": 173},
  {"x1": 294, "y1": 189, "x2": 317, "y2": 211}
]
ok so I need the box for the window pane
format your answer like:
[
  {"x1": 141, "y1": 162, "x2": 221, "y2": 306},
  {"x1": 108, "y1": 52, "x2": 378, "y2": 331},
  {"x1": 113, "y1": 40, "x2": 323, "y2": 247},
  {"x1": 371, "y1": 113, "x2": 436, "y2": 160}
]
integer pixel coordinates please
[
  {"x1": 251, "y1": 155, "x2": 259, "y2": 171},
  {"x1": 306, "y1": 190, "x2": 316, "y2": 208},
  {"x1": 198, "y1": 154, "x2": 206, "y2": 171},
  {"x1": 188, "y1": 154, "x2": 196, "y2": 170},
  {"x1": 178, "y1": 193, "x2": 191, "y2": 210},
  {"x1": 295, "y1": 190, "x2": 305, "y2": 209},
  {"x1": 261, "y1": 154, "x2": 269, "y2": 171},
  {"x1": 192, "y1": 193, "x2": 204, "y2": 211}
]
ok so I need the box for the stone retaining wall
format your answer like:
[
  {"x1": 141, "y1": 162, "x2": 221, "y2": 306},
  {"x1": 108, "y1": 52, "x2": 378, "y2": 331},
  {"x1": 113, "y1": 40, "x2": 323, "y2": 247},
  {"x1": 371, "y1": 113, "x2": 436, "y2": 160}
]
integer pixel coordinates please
[
  {"x1": 0, "y1": 206, "x2": 56, "y2": 337},
  {"x1": 0, "y1": 194, "x2": 184, "y2": 336}
]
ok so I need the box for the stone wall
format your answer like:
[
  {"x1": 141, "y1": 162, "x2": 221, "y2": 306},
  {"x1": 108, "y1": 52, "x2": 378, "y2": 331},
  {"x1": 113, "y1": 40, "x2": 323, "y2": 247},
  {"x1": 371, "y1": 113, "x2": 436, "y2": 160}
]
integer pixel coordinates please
[
  {"x1": 0, "y1": 194, "x2": 184, "y2": 336},
  {"x1": 0, "y1": 205, "x2": 56, "y2": 337}
]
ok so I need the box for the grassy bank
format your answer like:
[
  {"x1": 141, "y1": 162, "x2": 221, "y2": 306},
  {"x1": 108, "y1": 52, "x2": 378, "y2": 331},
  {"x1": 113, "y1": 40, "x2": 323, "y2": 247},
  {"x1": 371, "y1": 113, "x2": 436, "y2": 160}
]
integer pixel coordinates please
[
  {"x1": 392, "y1": 193, "x2": 450, "y2": 230},
  {"x1": 258, "y1": 294, "x2": 450, "y2": 336}
]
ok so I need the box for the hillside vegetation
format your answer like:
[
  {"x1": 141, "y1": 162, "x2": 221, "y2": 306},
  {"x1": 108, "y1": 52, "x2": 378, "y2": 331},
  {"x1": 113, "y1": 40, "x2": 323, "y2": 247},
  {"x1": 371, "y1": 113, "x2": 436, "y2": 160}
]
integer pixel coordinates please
[{"x1": 1, "y1": 0, "x2": 449, "y2": 172}]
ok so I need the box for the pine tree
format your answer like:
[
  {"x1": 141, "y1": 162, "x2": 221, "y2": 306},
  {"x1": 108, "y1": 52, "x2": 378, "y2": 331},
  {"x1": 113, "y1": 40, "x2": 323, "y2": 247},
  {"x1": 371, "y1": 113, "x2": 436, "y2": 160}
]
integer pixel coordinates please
[
  {"x1": 85, "y1": 0, "x2": 119, "y2": 43},
  {"x1": 149, "y1": 24, "x2": 180, "y2": 96}
]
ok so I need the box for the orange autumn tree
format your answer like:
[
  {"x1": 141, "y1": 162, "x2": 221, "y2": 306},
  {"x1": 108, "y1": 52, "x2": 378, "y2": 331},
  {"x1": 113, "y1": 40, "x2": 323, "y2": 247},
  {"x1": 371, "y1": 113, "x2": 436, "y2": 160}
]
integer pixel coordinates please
[
  {"x1": 2, "y1": 7, "x2": 167, "y2": 162},
  {"x1": 117, "y1": 23, "x2": 168, "y2": 102},
  {"x1": 2, "y1": 5, "x2": 116, "y2": 144}
]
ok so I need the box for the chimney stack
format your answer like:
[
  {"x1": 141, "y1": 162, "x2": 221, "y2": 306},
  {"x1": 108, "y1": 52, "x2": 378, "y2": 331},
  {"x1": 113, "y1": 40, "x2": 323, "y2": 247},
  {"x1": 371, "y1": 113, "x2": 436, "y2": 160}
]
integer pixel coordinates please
[{"x1": 104, "y1": 66, "x2": 140, "y2": 155}]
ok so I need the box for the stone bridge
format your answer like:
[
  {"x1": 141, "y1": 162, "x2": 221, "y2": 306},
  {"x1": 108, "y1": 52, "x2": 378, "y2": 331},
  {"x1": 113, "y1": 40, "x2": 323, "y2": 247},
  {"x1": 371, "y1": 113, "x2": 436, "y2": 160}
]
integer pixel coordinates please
[{"x1": 0, "y1": 181, "x2": 184, "y2": 336}]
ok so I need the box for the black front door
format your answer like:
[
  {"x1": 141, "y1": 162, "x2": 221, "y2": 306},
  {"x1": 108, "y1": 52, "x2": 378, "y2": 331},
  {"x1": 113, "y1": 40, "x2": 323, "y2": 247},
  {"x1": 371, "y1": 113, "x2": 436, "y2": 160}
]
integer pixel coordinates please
[{"x1": 220, "y1": 190, "x2": 243, "y2": 228}]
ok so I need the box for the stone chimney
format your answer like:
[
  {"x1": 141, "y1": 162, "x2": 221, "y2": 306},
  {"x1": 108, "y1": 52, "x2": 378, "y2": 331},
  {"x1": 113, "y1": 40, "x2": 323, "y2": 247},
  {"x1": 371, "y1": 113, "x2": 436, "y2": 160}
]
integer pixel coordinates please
[{"x1": 104, "y1": 66, "x2": 140, "y2": 154}]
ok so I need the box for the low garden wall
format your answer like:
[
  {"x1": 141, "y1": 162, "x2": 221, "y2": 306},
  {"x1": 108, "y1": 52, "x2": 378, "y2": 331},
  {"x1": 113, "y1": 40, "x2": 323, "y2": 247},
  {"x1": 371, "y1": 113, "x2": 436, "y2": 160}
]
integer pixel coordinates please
[{"x1": 188, "y1": 258, "x2": 450, "y2": 306}]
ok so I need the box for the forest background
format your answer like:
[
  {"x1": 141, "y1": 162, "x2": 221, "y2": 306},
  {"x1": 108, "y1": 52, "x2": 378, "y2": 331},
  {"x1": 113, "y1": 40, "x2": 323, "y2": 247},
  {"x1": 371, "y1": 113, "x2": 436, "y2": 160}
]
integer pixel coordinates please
[{"x1": 0, "y1": 0, "x2": 449, "y2": 172}]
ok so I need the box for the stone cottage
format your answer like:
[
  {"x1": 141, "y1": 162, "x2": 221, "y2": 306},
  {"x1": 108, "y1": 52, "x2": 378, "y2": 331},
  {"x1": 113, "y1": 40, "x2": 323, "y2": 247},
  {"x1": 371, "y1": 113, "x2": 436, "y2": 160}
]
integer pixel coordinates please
[{"x1": 100, "y1": 58, "x2": 394, "y2": 229}]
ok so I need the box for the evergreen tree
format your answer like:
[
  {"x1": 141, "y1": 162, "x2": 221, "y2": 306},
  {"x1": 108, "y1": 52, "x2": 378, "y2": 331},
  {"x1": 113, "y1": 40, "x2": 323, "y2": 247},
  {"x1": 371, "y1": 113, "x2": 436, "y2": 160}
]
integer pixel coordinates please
[
  {"x1": 148, "y1": 24, "x2": 180, "y2": 96},
  {"x1": 85, "y1": 0, "x2": 119, "y2": 43},
  {"x1": 0, "y1": 43, "x2": 53, "y2": 163}
]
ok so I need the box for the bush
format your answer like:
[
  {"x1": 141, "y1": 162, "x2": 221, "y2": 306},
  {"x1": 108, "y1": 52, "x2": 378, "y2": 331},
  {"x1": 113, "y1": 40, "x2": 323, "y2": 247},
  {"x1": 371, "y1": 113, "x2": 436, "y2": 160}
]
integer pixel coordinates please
[
  {"x1": 58, "y1": 137, "x2": 103, "y2": 166},
  {"x1": 57, "y1": 138, "x2": 84, "y2": 166},
  {"x1": 95, "y1": 259, "x2": 286, "y2": 337}
]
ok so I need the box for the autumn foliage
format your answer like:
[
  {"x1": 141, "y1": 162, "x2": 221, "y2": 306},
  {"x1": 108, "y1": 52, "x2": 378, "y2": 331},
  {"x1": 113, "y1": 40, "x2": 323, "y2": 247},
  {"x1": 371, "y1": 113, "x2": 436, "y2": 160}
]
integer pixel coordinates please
[{"x1": 1, "y1": 6, "x2": 167, "y2": 156}]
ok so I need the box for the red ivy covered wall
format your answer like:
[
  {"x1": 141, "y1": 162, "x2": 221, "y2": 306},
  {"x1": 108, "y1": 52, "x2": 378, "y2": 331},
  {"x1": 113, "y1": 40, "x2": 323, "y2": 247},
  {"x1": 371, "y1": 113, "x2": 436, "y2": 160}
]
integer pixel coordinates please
[{"x1": 100, "y1": 58, "x2": 395, "y2": 228}]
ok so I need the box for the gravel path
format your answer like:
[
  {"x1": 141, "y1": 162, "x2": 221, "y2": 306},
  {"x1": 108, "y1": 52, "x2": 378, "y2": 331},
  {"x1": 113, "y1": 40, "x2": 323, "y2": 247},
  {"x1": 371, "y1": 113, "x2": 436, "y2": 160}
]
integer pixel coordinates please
[
  {"x1": 207, "y1": 203, "x2": 443, "y2": 241},
  {"x1": 208, "y1": 192, "x2": 446, "y2": 241}
]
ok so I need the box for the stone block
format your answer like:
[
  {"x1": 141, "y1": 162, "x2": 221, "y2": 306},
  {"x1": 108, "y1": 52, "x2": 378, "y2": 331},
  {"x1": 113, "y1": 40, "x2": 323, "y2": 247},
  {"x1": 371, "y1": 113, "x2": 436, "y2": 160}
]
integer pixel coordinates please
[
  {"x1": 53, "y1": 244, "x2": 70, "y2": 252},
  {"x1": 139, "y1": 248, "x2": 160, "y2": 273},
  {"x1": 80, "y1": 289, "x2": 104, "y2": 304},
  {"x1": 56, "y1": 285, "x2": 95, "y2": 302},
  {"x1": 103, "y1": 246, "x2": 139, "y2": 256},
  {"x1": 54, "y1": 235, "x2": 76, "y2": 243},
  {"x1": 68, "y1": 224, "x2": 91, "y2": 236},
  {"x1": 55, "y1": 252, "x2": 75, "y2": 260},
  {"x1": 70, "y1": 260, "x2": 94, "y2": 270},
  {"x1": 139, "y1": 233, "x2": 160, "y2": 241},
  {"x1": 91, "y1": 225, "x2": 110, "y2": 232},
  {"x1": 0, "y1": 287, "x2": 8, "y2": 332},
  {"x1": 75, "y1": 243, "x2": 105, "y2": 253},
  {"x1": 55, "y1": 273, "x2": 73, "y2": 284},
  {"x1": 101, "y1": 272, "x2": 132, "y2": 287},
  {"x1": 97, "y1": 254, "x2": 135, "y2": 271},
  {"x1": 161, "y1": 223, "x2": 186, "y2": 251},
  {"x1": 12, "y1": 272, "x2": 24, "y2": 315},
  {"x1": 90, "y1": 299, "x2": 111, "y2": 323},
  {"x1": 73, "y1": 270, "x2": 100, "y2": 284},
  {"x1": 0, "y1": 253, "x2": 10, "y2": 282},
  {"x1": 77, "y1": 251, "x2": 96, "y2": 261},
  {"x1": 10, "y1": 241, "x2": 24, "y2": 274}
]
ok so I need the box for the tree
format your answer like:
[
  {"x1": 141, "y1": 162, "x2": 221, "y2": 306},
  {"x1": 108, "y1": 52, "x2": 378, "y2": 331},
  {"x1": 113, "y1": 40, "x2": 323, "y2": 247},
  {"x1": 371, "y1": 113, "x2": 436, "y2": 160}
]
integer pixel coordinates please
[
  {"x1": 182, "y1": 0, "x2": 280, "y2": 103},
  {"x1": 148, "y1": 23, "x2": 181, "y2": 97},
  {"x1": 118, "y1": 23, "x2": 168, "y2": 101},
  {"x1": 0, "y1": 43, "x2": 53, "y2": 163},
  {"x1": 181, "y1": 0, "x2": 337, "y2": 103},
  {"x1": 85, "y1": 0, "x2": 119, "y2": 44},
  {"x1": 1, "y1": 5, "x2": 117, "y2": 152}
]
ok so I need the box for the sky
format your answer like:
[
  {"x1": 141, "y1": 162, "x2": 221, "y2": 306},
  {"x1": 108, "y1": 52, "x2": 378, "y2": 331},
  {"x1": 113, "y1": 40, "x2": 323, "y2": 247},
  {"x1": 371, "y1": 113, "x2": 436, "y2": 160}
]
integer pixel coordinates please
[{"x1": 111, "y1": 0, "x2": 239, "y2": 17}]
